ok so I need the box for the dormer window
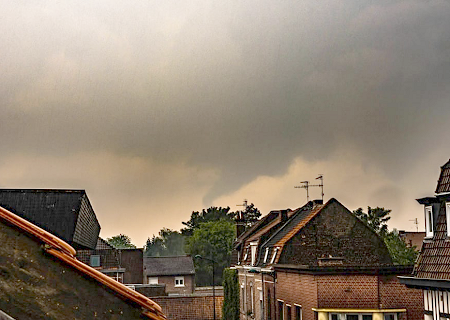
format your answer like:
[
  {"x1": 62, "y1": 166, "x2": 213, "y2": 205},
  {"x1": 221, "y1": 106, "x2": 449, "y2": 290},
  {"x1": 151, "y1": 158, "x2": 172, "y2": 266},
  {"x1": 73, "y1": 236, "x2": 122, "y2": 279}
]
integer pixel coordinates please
[
  {"x1": 263, "y1": 248, "x2": 270, "y2": 263},
  {"x1": 425, "y1": 206, "x2": 433, "y2": 238},
  {"x1": 250, "y1": 241, "x2": 258, "y2": 266},
  {"x1": 270, "y1": 248, "x2": 279, "y2": 264},
  {"x1": 446, "y1": 203, "x2": 450, "y2": 237}
]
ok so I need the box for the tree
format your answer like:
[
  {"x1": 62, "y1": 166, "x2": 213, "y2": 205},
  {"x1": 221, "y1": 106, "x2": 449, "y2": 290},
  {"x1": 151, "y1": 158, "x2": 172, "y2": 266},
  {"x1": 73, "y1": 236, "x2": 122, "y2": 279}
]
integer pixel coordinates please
[
  {"x1": 106, "y1": 234, "x2": 136, "y2": 249},
  {"x1": 222, "y1": 268, "x2": 240, "y2": 320},
  {"x1": 185, "y1": 219, "x2": 235, "y2": 286},
  {"x1": 181, "y1": 206, "x2": 235, "y2": 236},
  {"x1": 353, "y1": 206, "x2": 391, "y2": 236},
  {"x1": 353, "y1": 207, "x2": 417, "y2": 265},
  {"x1": 384, "y1": 229, "x2": 419, "y2": 265},
  {"x1": 235, "y1": 202, "x2": 261, "y2": 229},
  {"x1": 145, "y1": 228, "x2": 186, "y2": 257}
]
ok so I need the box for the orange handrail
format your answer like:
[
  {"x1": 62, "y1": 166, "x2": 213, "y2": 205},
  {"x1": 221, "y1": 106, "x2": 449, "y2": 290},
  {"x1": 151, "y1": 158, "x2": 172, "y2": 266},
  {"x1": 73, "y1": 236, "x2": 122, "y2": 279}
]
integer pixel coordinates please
[{"x1": 0, "y1": 206, "x2": 166, "y2": 320}]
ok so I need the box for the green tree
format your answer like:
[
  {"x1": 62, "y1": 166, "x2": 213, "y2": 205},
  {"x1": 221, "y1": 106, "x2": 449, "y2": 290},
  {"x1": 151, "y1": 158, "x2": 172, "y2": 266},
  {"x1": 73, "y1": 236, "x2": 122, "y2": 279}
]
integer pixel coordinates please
[
  {"x1": 353, "y1": 206, "x2": 391, "y2": 236},
  {"x1": 384, "y1": 229, "x2": 418, "y2": 265},
  {"x1": 106, "y1": 234, "x2": 136, "y2": 249},
  {"x1": 145, "y1": 228, "x2": 186, "y2": 257},
  {"x1": 353, "y1": 207, "x2": 417, "y2": 265},
  {"x1": 181, "y1": 206, "x2": 235, "y2": 236},
  {"x1": 222, "y1": 268, "x2": 240, "y2": 320},
  {"x1": 185, "y1": 219, "x2": 235, "y2": 286}
]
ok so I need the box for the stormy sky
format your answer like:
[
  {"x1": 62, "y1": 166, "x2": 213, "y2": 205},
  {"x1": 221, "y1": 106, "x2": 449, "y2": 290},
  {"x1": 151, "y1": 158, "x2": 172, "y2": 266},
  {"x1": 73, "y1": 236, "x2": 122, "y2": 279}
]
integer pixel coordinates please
[{"x1": 1, "y1": 0, "x2": 450, "y2": 246}]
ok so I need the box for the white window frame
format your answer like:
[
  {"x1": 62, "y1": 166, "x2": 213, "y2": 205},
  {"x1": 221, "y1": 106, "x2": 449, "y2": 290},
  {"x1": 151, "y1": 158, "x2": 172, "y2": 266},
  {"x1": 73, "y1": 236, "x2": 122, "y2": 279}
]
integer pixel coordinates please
[
  {"x1": 446, "y1": 203, "x2": 450, "y2": 237},
  {"x1": 264, "y1": 248, "x2": 270, "y2": 263},
  {"x1": 251, "y1": 241, "x2": 258, "y2": 266},
  {"x1": 270, "y1": 248, "x2": 279, "y2": 264},
  {"x1": 175, "y1": 276, "x2": 185, "y2": 287},
  {"x1": 148, "y1": 277, "x2": 158, "y2": 284},
  {"x1": 425, "y1": 206, "x2": 434, "y2": 238}
]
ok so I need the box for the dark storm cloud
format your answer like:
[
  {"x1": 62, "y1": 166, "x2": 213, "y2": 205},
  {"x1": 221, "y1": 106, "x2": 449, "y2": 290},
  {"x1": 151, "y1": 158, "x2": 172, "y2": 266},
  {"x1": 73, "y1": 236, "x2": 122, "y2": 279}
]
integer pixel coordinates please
[{"x1": 1, "y1": 0, "x2": 450, "y2": 204}]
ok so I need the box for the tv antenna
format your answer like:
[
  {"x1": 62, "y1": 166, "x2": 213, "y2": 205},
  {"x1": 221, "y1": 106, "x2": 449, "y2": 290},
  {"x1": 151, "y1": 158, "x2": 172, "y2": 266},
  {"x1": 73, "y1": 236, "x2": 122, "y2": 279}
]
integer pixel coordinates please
[
  {"x1": 294, "y1": 175, "x2": 324, "y2": 202},
  {"x1": 236, "y1": 199, "x2": 248, "y2": 220},
  {"x1": 409, "y1": 218, "x2": 419, "y2": 232}
]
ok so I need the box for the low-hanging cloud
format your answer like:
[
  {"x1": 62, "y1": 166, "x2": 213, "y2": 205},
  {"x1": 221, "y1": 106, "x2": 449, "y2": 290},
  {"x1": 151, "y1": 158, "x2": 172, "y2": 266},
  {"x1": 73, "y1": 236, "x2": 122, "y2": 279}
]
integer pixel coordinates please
[{"x1": 1, "y1": 0, "x2": 450, "y2": 243}]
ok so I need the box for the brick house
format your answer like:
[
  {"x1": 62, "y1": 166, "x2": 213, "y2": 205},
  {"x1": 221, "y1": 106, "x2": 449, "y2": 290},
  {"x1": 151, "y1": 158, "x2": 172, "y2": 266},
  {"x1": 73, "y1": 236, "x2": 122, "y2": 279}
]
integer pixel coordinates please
[
  {"x1": 144, "y1": 256, "x2": 196, "y2": 295},
  {"x1": 233, "y1": 198, "x2": 422, "y2": 320},
  {"x1": 399, "y1": 159, "x2": 450, "y2": 320},
  {"x1": 77, "y1": 237, "x2": 144, "y2": 284}
]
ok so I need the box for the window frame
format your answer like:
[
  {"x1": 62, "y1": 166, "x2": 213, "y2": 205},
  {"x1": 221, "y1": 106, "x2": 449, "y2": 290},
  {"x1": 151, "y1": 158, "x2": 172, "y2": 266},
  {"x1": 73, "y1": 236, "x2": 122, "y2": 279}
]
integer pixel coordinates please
[
  {"x1": 89, "y1": 254, "x2": 101, "y2": 267},
  {"x1": 175, "y1": 276, "x2": 185, "y2": 287},
  {"x1": 425, "y1": 206, "x2": 434, "y2": 238},
  {"x1": 446, "y1": 203, "x2": 450, "y2": 237}
]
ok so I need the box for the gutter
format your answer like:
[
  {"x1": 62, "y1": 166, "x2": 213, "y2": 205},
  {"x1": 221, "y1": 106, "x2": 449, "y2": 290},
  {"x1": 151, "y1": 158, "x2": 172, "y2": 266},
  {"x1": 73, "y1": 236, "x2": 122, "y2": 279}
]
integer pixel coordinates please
[{"x1": 398, "y1": 276, "x2": 450, "y2": 290}]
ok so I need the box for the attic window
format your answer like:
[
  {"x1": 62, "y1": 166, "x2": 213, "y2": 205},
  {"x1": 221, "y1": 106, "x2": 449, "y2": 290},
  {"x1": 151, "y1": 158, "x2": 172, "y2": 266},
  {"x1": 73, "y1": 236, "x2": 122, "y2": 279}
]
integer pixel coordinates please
[
  {"x1": 425, "y1": 206, "x2": 433, "y2": 238},
  {"x1": 263, "y1": 248, "x2": 269, "y2": 263},
  {"x1": 446, "y1": 203, "x2": 450, "y2": 237},
  {"x1": 250, "y1": 241, "x2": 258, "y2": 266},
  {"x1": 270, "y1": 248, "x2": 279, "y2": 264},
  {"x1": 243, "y1": 248, "x2": 249, "y2": 261}
]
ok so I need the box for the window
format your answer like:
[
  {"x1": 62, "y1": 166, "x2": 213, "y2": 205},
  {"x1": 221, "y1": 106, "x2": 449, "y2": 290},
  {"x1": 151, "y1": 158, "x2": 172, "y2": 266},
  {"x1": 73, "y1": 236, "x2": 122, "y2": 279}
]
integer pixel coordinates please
[
  {"x1": 148, "y1": 277, "x2": 158, "y2": 284},
  {"x1": 90, "y1": 255, "x2": 100, "y2": 267},
  {"x1": 425, "y1": 206, "x2": 434, "y2": 238},
  {"x1": 286, "y1": 305, "x2": 292, "y2": 320},
  {"x1": 278, "y1": 300, "x2": 284, "y2": 320},
  {"x1": 295, "y1": 305, "x2": 302, "y2": 320},
  {"x1": 251, "y1": 242, "x2": 258, "y2": 266},
  {"x1": 330, "y1": 314, "x2": 341, "y2": 320},
  {"x1": 384, "y1": 314, "x2": 396, "y2": 320},
  {"x1": 346, "y1": 315, "x2": 358, "y2": 320},
  {"x1": 271, "y1": 248, "x2": 279, "y2": 264},
  {"x1": 446, "y1": 203, "x2": 450, "y2": 237},
  {"x1": 264, "y1": 248, "x2": 270, "y2": 263},
  {"x1": 362, "y1": 315, "x2": 372, "y2": 320},
  {"x1": 175, "y1": 276, "x2": 185, "y2": 287}
]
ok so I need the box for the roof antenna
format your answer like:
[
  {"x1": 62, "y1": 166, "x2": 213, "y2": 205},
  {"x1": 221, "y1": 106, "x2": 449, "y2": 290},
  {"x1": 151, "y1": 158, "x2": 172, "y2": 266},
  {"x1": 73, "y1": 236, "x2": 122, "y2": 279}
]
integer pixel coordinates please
[
  {"x1": 236, "y1": 199, "x2": 248, "y2": 220},
  {"x1": 294, "y1": 175, "x2": 324, "y2": 202},
  {"x1": 294, "y1": 181, "x2": 310, "y2": 202},
  {"x1": 409, "y1": 218, "x2": 419, "y2": 232}
]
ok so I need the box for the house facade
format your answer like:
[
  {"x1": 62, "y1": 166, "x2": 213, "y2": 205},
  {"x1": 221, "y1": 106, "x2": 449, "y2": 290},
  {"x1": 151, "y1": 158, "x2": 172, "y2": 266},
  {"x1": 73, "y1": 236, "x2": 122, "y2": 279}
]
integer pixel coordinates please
[
  {"x1": 399, "y1": 160, "x2": 450, "y2": 320},
  {"x1": 76, "y1": 238, "x2": 144, "y2": 284},
  {"x1": 233, "y1": 198, "x2": 422, "y2": 320},
  {"x1": 144, "y1": 256, "x2": 196, "y2": 295}
]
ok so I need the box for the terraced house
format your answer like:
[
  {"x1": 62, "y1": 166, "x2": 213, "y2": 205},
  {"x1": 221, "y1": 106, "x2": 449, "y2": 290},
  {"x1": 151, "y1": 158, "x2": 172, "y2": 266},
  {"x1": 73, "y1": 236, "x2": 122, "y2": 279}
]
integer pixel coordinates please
[
  {"x1": 400, "y1": 159, "x2": 450, "y2": 320},
  {"x1": 233, "y1": 198, "x2": 422, "y2": 320}
]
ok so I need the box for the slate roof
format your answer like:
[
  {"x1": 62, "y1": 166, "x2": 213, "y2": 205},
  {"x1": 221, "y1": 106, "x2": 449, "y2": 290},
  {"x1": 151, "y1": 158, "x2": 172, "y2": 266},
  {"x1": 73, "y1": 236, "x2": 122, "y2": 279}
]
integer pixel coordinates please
[
  {"x1": 144, "y1": 256, "x2": 195, "y2": 277},
  {"x1": 436, "y1": 159, "x2": 450, "y2": 194},
  {"x1": 0, "y1": 189, "x2": 100, "y2": 249}
]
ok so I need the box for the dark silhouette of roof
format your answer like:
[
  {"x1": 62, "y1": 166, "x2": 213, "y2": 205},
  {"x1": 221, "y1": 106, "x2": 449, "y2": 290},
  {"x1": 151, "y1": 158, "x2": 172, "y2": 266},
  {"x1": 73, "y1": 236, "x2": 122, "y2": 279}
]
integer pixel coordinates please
[
  {"x1": 0, "y1": 189, "x2": 100, "y2": 249},
  {"x1": 436, "y1": 159, "x2": 450, "y2": 194},
  {"x1": 144, "y1": 256, "x2": 195, "y2": 277}
]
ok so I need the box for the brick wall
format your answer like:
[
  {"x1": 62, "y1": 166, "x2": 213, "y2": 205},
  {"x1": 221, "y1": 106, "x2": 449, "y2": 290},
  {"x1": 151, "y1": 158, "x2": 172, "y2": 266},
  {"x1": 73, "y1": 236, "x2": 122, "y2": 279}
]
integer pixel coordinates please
[
  {"x1": 152, "y1": 296, "x2": 223, "y2": 320},
  {"x1": 317, "y1": 274, "x2": 378, "y2": 309},
  {"x1": 379, "y1": 275, "x2": 423, "y2": 320},
  {"x1": 276, "y1": 271, "x2": 317, "y2": 320},
  {"x1": 154, "y1": 275, "x2": 195, "y2": 295}
]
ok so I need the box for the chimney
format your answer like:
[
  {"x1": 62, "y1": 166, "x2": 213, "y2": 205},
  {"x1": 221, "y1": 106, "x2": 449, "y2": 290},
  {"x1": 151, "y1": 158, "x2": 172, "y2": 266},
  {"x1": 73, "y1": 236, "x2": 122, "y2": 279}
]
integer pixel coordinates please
[
  {"x1": 235, "y1": 214, "x2": 246, "y2": 238},
  {"x1": 280, "y1": 210, "x2": 288, "y2": 223}
]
